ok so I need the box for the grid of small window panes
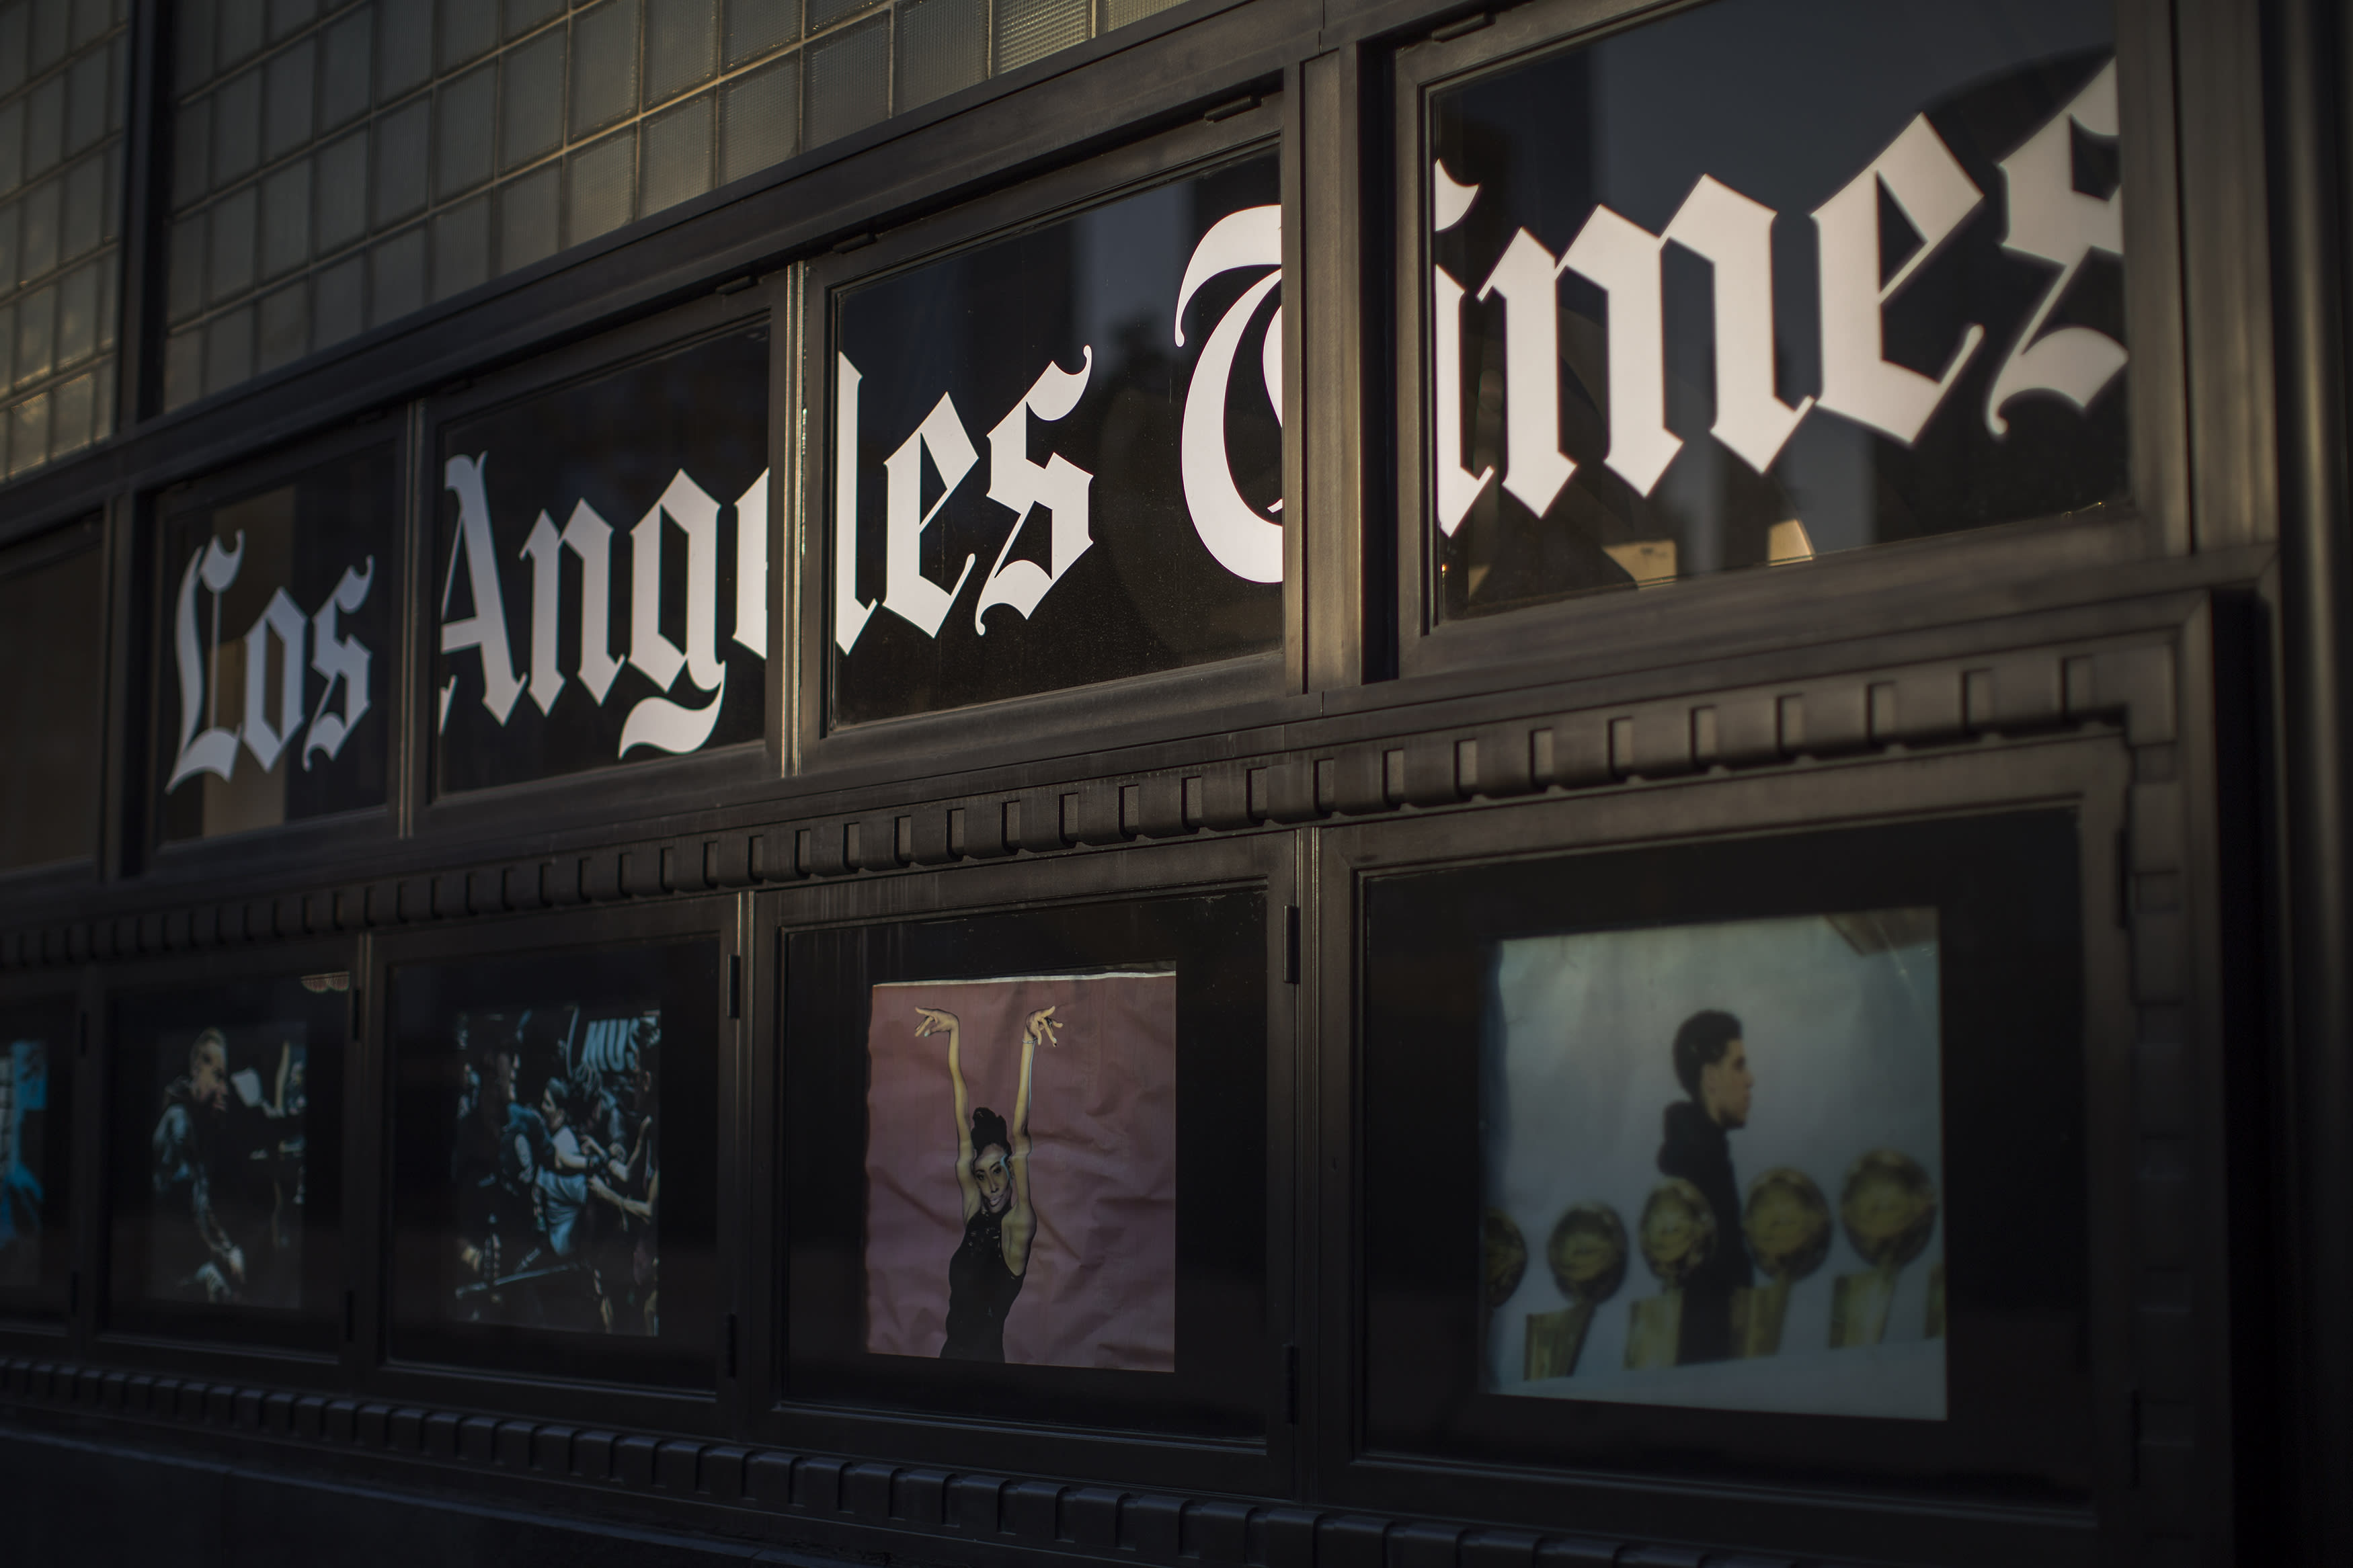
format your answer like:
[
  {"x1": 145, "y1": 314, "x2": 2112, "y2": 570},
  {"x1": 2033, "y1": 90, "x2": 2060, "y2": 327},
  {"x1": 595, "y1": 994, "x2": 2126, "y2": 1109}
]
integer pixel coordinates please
[
  {"x1": 0, "y1": 0, "x2": 128, "y2": 479},
  {"x1": 161, "y1": 0, "x2": 1187, "y2": 413}
]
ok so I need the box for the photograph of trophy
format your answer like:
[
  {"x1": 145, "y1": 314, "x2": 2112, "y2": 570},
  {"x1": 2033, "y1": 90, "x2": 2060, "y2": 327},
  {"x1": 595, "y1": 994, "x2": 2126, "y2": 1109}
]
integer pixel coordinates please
[
  {"x1": 1523, "y1": 1202, "x2": 1628, "y2": 1379},
  {"x1": 1829, "y1": 1150, "x2": 1940, "y2": 1348},
  {"x1": 1486, "y1": 1206, "x2": 1529, "y2": 1315},
  {"x1": 1730, "y1": 1167, "x2": 1831, "y2": 1358},
  {"x1": 1625, "y1": 1180, "x2": 1716, "y2": 1370}
]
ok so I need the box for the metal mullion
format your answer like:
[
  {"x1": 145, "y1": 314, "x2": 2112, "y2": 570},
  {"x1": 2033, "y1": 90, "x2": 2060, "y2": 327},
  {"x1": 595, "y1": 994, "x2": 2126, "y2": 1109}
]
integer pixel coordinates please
[{"x1": 116, "y1": 0, "x2": 173, "y2": 428}]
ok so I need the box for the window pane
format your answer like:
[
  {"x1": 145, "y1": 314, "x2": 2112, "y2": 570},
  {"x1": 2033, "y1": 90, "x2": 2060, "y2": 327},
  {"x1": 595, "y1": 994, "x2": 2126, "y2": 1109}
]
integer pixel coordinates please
[
  {"x1": 13, "y1": 283, "x2": 51, "y2": 384},
  {"x1": 505, "y1": 0, "x2": 562, "y2": 38},
  {"x1": 430, "y1": 192, "x2": 488, "y2": 299},
  {"x1": 163, "y1": 325, "x2": 202, "y2": 409},
  {"x1": 995, "y1": 0, "x2": 1088, "y2": 74},
  {"x1": 496, "y1": 160, "x2": 559, "y2": 271},
  {"x1": 371, "y1": 96, "x2": 428, "y2": 223},
  {"x1": 1421, "y1": 0, "x2": 2126, "y2": 620},
  {"x1": 376, "y1": 0, "x2": 431, "y2": 100},
  {"x1": 368, "y1": 224, "x2": 424, "y2": 323},
  {"x1": 1103, "y1": 0, "x2": 1184, "y2": 28},
  {"x1": 210, "y1": 67, "x2": 260, "y2": 183},
  {"x1": 640, "y1": 91, "x2": 711, "y2": 213},
  {"x1": 564, "y1": 125, "x2": 634, "y2": 244},
  {"x1": 805, "y1": 15, "x2": 885, "y2": 150},
  {"x1": 897, "y1": 0, "x2": 984, "y2": 111},
  {"x1": 268, "y1": 0, "x2": 317, "y2": 41},
  {"x1": 319, "y1": 9, "x2": 370, "y2": 127},
  {"x1": 202, "y1": 302, "x2": 253, "y2": 394},
  {"x1": 434, "y1": 64, "x2": 495, "y2": 196},
  {"x1": 171, "y1": 93, "x2": 210, "y2": 206},
  {"x1": 262, "y1": 36, "x2": 315, "y2": 160},
  {"x1": 313, "y1": 251, "x2": 363, "y2": 345},
  {"x1": 52, "y1": 253, "x2": 92, "y2": 366},
  {"x1": 499, "y1": 28, "x2": 564, "y2": 170},
  {"x1": 313, "y1": 128, "x2": 366, "y2": 249},
  {"x1": 719, "y1": 52, "x2": 795, "y2": 185},
  {"x1": 807, "y1": 0, "x2": 879, "y2": 34},
  {"x1": 46, "y1": 364, "x2": 89, "y2": 451},
  {"x1": 438, "y1": 0, "x2": 497, "y2": 69},
  {"x1": 724, "y1": 0, "x2": 797, "y2": 66},
  {"x1": 570, "y1": 0, "x2": 641, "y2": 136},
  {"x1": 647, "y1": 0, "x2": 717, "y2": 105},
  {"x1": 256, "y1": 277, "x2": 308, "y2": 370},
  {"x1": 207, "y1": 182, "x2": 256, "y2": 303},
  {"x1": 260, "y1": 155, "x2": 309, "y2": 277},
  {"x1": 218, "y1": 0, "x2": 266, "y2": 68}
]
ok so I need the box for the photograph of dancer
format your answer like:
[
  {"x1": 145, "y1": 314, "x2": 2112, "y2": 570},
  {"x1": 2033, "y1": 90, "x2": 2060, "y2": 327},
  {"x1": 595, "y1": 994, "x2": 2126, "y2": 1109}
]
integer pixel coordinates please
[
  {"x1": 862, "y1": 968, "x2": 1178, "y2": 1372},
  {"x1": 917, "y1": 1002, "x2": 1059, "y2": 1361}
]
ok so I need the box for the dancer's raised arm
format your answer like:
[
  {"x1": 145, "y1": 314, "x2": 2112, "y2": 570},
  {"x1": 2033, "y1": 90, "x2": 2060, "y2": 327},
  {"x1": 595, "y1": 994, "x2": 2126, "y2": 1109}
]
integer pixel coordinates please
[
  {"x1": 916, "y1": 1007, "x2": 979, "y2": 1221},
  {"x1": 1002, "y1": 1006, "x2": 1059, "y2": 1274}
]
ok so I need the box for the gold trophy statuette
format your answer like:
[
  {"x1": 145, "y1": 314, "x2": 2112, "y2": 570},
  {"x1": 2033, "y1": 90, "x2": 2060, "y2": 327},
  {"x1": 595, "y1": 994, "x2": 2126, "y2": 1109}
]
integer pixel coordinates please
[
  {"x1": 1829, "y1": 1149, "x2": 1940, "y2": 1350},
  {"x1": 1484, "y1": 1207, "x2": 1529, "y2": 1313},
  {"x1": 1522, "y1": 1202, "x2": 1628, "y2": 1380},
  {"x1": 1624, "y1": 1179, "x2": 1716, "y2": 1370},
  {"x1": 1730, "y1": 1167, "x2": 1831, "y2": 1358}
]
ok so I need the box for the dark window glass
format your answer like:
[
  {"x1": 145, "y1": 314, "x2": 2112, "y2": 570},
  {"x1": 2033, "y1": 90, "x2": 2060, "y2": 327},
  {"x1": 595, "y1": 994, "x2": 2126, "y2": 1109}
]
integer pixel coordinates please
[
  {"x1": 386, "y1": 939, "x2": 720, "y2": 1388},
  {"x1": 0, "y1": 998, "x2": 77, "y2": 1317},
  {"x1": 107, "y1": 970, "x2": 348, "y2": 1350},
  {"x1": 0, "y1": 534, "x2": 102, "y2": 870},
  {"x1": 1427, "y1": 0, "x2": 2123, "y2": 621},
  {"x1": 432, "y1": 326, "x2": 769, "y2": 794},
  {"x1": 827, "y1": 153, "x2": 1283, "y2": 729},
  {"x1": 153, "y1": 444, "x2": 398, "y2": 844}
]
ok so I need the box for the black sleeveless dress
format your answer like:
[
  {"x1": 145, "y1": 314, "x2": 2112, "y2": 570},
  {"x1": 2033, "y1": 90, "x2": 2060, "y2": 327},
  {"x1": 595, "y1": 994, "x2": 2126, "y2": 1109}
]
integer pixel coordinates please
[{"x1": 941, "y1": 1205, "x2": 1025, "y2": 1360}]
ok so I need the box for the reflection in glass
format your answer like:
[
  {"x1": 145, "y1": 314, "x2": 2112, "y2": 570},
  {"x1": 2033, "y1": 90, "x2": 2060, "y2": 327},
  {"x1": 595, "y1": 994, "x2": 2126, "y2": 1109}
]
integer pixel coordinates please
[
  {"x1": 0, "y1": 534, "x2": 102, "y2": 870},
  {"x1": 1427, "y1": 0, "x2": 2124, "y2": 620}
]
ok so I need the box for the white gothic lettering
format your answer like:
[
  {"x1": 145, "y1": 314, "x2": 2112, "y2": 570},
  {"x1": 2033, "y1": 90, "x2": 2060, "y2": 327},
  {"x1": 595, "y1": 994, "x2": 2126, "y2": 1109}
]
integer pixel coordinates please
[
  {"x1": 438, "y1": 453, "x2": 770, "y2": 759},
  {"x1": 167, "y1": 534, "x2": 378, "y2": 792},
  {"x1": 1431, "y1": 61, "x2": 2124, "y2": 531},
  {"x1": 834, "y1": 202, "x2": 1284, "y2": 657}
]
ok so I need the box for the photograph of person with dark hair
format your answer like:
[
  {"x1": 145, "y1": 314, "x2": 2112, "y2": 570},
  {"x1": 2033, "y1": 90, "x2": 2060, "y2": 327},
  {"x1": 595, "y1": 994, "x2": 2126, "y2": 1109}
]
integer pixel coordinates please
[
  {"x1": 1481, "y1": 910, "x2": 1946, "y2": 1419},
  {"x1": 1657, "y1": 1009, "x2": 1756, "y2": 1362},
  {"x1": 916, "y1": 1002, "x2": 1059, "y2": 1360},
  {"x1": 446, "y1": 1005, "x2": 662, "y2": 1336},
  {"x1": 864, "y1": 971, "x2": 1177, "y2": 1372},
  {"x1": 144, "y1": 1024, "x2": 307, "y2": 1308}
]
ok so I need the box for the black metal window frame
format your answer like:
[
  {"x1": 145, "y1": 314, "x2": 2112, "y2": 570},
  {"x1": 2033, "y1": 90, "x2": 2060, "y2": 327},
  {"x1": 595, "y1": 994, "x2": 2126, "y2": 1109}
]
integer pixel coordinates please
[
  {"x1": 0, "y1": 1, "x2": 2284, "y2": 1563},
  {"x1": 1384, "y1": 0, "x2": 2202, "y2": 686}
]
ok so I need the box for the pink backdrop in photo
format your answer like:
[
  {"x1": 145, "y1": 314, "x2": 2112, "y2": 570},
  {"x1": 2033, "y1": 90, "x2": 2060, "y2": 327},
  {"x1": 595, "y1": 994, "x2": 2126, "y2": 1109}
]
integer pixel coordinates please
[{"x1": 863, "y1": 972, "x2": 1177, "y2": 1370}]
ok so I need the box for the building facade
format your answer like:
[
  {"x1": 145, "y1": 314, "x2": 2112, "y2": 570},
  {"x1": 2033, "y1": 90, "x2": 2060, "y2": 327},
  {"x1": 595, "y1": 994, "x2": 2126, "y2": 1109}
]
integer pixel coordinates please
[{"x1": 0, "y1": 0, "x2": 2346, "y2": 1563}]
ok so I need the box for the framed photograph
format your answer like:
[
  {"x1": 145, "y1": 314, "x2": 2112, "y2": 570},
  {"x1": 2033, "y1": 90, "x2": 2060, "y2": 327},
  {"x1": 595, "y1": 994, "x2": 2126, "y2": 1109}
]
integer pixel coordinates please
[
  {"x1": 382, "y1": 911, "x2": 725, "y2": 1391},
  {"x1": 1391, "y1": 0, "x2": 2183, "y2": 679},
  {"x1": 772, "y1": 860, "x2": 1279, "y2": 1464},
  {"x1": 0, "y1": 993, "x2": 78, "y2": 1322},
  {"x1": 1353, "y1": 808, "x2": 2097, "y2": 1500},
  {"x1": 103, "y1": 962, "x2": 350, "y2": 1351},
  {"x1": 795, "y1": 101, "x2": 1294, "y2": 774}
]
